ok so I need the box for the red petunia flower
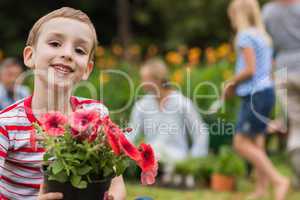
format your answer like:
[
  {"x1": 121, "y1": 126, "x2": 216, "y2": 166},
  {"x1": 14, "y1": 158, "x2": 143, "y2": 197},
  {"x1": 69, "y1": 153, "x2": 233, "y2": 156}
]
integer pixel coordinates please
[
  {"x1": 119, "y1": 133, "x2": 141, "y2": 161},
  {"x1": 70, "y1": 109, "x2": 100, "y2": 132},
  {"x1": 40, "y1": 112, "x2": 68, "y2": 136},
  {"x1": 87, "y1": 125, "x2": 99, "y2": 143},
  {"x1": 137, "y1": 143, "x2": 156, "y2": 172},
  {"x1": 105, "y1": 129, "x2": 121, "y2": 155},
  {"x1": 141, "y1": 161, "x2": 158, "y2": 185}
]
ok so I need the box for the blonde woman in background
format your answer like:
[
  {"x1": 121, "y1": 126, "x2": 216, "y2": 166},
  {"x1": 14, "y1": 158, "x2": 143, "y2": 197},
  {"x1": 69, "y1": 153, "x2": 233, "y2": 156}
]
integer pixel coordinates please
[{"x1": 224, "y1": 0, "x2": 289, "y2": 199}]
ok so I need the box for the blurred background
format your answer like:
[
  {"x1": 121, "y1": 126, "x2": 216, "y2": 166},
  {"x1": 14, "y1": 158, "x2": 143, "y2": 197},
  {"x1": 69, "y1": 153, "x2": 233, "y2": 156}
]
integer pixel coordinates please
[{"x1": 0, "y1": 0, "x2": 298, "y2": 199}]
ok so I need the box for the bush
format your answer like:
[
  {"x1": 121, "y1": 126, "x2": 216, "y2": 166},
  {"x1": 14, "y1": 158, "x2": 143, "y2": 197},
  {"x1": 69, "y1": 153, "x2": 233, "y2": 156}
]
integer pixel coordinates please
[{"x1": 213, "y1": 146, "x2": 246, "y2": 177}]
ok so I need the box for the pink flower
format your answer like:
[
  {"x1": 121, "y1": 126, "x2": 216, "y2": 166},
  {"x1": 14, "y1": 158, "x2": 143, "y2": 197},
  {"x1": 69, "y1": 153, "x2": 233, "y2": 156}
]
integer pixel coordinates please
[
  {"x1": 105, "y1": 128, "x2": 121, "y2": 155},
  {"x1": 141, "y1": 161, "x2": 158, "y2": 185},
  {"x1": 119, "y1": 133, "x2": 141, "y2": 161},
  {"x1": 137, "y1": 143, "x2": 158, "y2": 185},
  {"x1": 70, "y1": 110, "x2": 100, "y2": 132},
  {"x1": 71, "y1": 125, "x2": 99, "y2": 143},
  {"x1": 137, "y1": 143, "x2": 156, "y2": 172},
  {"x1": 40, "y1": 112, "x2": 68, "y2": 136},
  {"x1": 87, "y1": 125, "x2": 99, "y2": 143}
]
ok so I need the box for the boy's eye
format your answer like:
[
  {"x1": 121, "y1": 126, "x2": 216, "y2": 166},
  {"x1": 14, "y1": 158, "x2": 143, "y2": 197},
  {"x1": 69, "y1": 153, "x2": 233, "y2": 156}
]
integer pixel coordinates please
[
  {"x1": 49, "y1": 41, "x2": 61, "y2": 47},
  {"x1": 75, "y1": 48, "x2": 87, "y2": 55}
]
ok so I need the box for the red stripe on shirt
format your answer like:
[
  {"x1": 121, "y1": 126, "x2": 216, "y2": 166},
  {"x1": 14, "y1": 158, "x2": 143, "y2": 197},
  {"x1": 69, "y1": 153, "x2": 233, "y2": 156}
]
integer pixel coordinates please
[
  {"x1": 0, "y1": 102, "x2": 20, "y2": 115},
  {"x1": 0, "y1": 166, "x2": 42, "y2": 180},
  {"x1": 0, "y1": 127, "x2": 8, "y2": 138},
  {"x1": 0, "y1": 193, "x2": 9, "y2": 200},
  {"x1": 0, "y1": 184, "x2": 38, "y2": 197},
  {"x1": 6, "y1": 160, "x2": 41, "y2": 172},
  {"x1": 5, "y1": 126, "x2": 33, "y2": 131},
  {"x1": 1, "y1": 176, "x2": 40, "y2": 189},
  {"x1": 11, "y1": 147, "x2": 45, "y2": 153},
  {"x1": 0, "y1": 151, "x2": 7, "y2": 158}
]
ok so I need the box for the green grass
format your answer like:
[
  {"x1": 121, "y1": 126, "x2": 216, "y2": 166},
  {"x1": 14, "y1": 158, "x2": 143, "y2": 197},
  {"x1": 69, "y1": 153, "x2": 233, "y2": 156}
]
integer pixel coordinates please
[
  {"x1": 126, "y1": 153, "x2": 299, "y2": 199},
  {"x1": 127, "y1": 181, "x2": 300, "y2": 200},
  {"x1": 127, "y1": 160, "x2": 299, "y2": 200}
]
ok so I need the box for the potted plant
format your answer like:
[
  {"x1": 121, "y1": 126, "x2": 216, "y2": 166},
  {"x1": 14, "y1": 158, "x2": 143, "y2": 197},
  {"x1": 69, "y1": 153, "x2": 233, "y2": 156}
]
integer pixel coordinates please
[
  {"x1": 31, "y1": 110, "x2": 158, "y2": 200},
  {"x1": 175, "y1": 155, "x2": 215, "y2": 187},
  {"x1": 211, "y1": 146, "x2": 245, "y2": 192}
]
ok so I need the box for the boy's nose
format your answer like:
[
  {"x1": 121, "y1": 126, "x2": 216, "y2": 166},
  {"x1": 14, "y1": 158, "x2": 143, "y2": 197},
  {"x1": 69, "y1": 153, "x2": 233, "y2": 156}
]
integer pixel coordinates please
[{"x1": 61, "y1": 46, "x2": 73, "y2": 61}]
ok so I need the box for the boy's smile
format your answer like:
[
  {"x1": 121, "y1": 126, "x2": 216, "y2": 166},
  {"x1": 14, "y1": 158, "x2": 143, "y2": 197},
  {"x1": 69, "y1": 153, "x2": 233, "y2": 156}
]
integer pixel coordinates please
[{"x1": 24, "y1": 17, "x2": 94, "y2": 88}]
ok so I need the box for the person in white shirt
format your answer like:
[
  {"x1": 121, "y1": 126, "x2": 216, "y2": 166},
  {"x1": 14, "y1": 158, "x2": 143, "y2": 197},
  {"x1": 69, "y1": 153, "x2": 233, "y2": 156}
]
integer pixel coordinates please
[{"x1": 128, "y1": 58, "x2": 209, "y2": 187}]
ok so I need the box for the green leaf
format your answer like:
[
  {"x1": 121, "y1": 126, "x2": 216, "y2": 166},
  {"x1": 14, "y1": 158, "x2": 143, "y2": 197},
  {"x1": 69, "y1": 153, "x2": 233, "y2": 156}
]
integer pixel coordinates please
[
  {"x1": 115, "y1": 160, "x2": 129, "y2": 175},
  {"x1": 103, "y1": 166, "x2": 113, "y2": 177},
  {"x1": 77, "y1": 166, "x2": 92, "y2": 176},
  {"x1": 71, "y1": 174, "x2": 81, "y2": 187},
  {"x1": 48, "y1": 171, "x2": 68, "y2": 183},
  {"x1": 76, "y1": 180, "x2": 88, "y2": 189},
  {"x1": 52, "y1": 160, "x2": 64, "y2": 175}
]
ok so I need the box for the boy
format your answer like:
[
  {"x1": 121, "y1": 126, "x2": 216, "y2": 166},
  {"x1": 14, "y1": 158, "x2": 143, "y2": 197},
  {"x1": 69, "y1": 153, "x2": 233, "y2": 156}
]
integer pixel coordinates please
[{"x1": 0, "y1": 7, "x2": 126, "y2": 200}]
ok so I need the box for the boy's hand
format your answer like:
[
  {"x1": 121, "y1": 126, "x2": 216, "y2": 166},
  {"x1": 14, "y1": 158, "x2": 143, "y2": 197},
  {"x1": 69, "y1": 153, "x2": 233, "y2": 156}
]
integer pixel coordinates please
[
  {"x1": 37, "y1": 193, "x2": 63, "y2": 200},
  {"x1": 38, "y1": 184, "x2": 63, "y2": 200},
  {"x1": 104, "y1": 191, "x2": 114, "y2": 200}
]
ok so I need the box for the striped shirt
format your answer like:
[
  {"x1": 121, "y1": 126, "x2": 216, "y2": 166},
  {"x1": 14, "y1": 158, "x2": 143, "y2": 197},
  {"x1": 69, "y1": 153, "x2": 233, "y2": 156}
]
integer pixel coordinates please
[
  {"x1": 0, "y1": 96, "x2": 108, "y2": 200},
  {"x1": 235, "y1": 28, "x2": 274, "y2": 96}
]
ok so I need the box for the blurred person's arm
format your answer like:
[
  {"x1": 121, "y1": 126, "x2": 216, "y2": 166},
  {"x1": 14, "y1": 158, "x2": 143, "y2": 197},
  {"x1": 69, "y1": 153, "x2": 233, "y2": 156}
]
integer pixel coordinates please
[
  {"x1": 223, "y1": 47, "x2": 256, "y2": 99},
  {"x1": 183, "y1": 98, "x2": 209, "y2": 157},
  {"x1": 127, "y1": 103, "x2": 144, "y2": 144}
]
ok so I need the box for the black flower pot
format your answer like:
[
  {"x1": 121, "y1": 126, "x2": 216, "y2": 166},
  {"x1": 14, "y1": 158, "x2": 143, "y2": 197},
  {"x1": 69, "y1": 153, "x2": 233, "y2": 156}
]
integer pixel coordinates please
[{"x1": 44, "y1": 175, "x2": 111, "y2": 200}]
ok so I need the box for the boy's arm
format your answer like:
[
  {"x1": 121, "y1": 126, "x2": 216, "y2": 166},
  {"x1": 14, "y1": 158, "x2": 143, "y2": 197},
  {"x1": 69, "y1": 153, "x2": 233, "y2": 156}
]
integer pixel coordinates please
[{"x1": 108, "y1": 176, "x2": 126, "y2": 200}]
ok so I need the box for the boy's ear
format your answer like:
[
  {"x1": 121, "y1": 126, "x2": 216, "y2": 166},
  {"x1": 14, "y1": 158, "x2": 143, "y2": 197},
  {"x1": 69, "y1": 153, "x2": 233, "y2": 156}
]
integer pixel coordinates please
[
  {"x1": 82, "y1": 61, "x2": 94, "y2": 80},
  {"x1": 23, "y1": 46, "x2": 35, "y2": 69}
]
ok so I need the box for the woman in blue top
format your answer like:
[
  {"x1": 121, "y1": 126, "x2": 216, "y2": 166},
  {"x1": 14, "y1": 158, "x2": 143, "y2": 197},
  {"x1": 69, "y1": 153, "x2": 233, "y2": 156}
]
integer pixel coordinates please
[{"x1": 224, "y1": 0, "x2": 289, "y2": 199}]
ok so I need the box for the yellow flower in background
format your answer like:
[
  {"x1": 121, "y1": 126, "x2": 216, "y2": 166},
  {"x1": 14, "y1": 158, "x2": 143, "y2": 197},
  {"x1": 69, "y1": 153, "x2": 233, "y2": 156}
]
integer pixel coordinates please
[
  {"x1": 112, "y1": 44, "x2": 123, "y2": 56},
  {"x1": 222, "y1": 69, "x2": 234, "y2": 80},
  {"x1": 165, "y1": 51, "x2": 183, "y2": 65},
  {"x1": 188, "y1": 47, "x2": 201, "y2": 65},
  {"x1": 99, "y1": 73, "x2": 110, "y2": 85},
  {"x1": 96, "y1": 57, "x2": 117, "y2": 69},
  {"x1": 171, "y1": 69, "x2": 184, "y2": 85},
  {"x1": 106, "y1": 57, "x2": 117, "y2": 68},
  {"x1": 129, "y1": 44, "x2": 141, "y2": 57},
  {"x1": 216, "y1": 43, "x2": 231, "y2": 59},
  {"x1": 146, "y1": 44, "x2": 158, "y2": 58},
  {"x1": 96, "y1": 46, "x2": 105, "y2": 58},
  {"x1": 96, "y1": 58, "x2": 106, "y2": 68},
  {"x1": 0, "y1": 49, "x2": 4, "y2": 62},
  {"x1": 205, "y1": 47, "x2": 217, "y2": 64}
]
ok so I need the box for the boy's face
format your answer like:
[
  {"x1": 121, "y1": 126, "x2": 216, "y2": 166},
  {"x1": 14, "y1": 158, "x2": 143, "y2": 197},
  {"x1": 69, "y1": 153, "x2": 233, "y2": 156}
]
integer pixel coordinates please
[
  {"x1": 24, "y1": 17, "x2": 94, "y2": 89},
  {"x1": 140, "y1": 67, "x2": 160, "y2": 93}
]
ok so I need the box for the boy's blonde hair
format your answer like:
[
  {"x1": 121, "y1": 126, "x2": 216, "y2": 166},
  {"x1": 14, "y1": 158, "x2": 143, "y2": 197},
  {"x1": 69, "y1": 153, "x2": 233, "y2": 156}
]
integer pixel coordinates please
[
  {"x1": 26, "y1": 7, "x2": 98, "y2": 60},
  {"x1": 228, "y1": 0, "x2": 272, "y2": 46}
]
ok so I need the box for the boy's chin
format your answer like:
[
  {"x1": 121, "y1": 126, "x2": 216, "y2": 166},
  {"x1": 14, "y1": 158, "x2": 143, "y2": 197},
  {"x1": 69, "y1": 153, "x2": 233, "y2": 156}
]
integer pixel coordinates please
[{"x1": 46, "y1": 80, "x2": 75, "y2": 90}]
